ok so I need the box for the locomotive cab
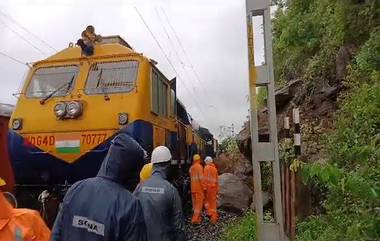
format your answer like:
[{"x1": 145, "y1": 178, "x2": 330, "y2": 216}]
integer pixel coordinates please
[
  {"x1": 8, "y1": 34, "x2": 211, "y2": 193},
  {"x1": 8, "y1": 36, "x2": 174, "y2": 185}
]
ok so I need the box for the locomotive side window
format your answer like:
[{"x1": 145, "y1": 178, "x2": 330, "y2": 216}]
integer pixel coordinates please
[
  {"x1": 151, "y1": 68, "x2": 168, "y2": 117},
  {"x1": 26, "y1": 66, "x2": 79, "y2": 98},
  {"x1": 152, "y1": 70, "x2": 159, "y2": 114},
  {"x1": 169, "y1": 89, "x2": 176, "y2": 118},
  {"x1": 85, "y1": 61, "x2": 138, "y2": 95}
]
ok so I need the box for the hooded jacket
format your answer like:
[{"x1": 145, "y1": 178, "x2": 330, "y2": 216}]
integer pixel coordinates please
[
  {"x1": 51, "y1": 133, "x2": 147, "y2": 241},
  {"x1": 134, "y1": 163, "x2": 186, "y2": 241}
]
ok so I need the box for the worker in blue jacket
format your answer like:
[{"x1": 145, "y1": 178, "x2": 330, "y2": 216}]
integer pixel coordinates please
[
  {"x1": 51, "y1": 133, "x2": 147, "y2": 241},
  {"x1": 134, "y1": 146, "x2": 186, "y2": 241}
]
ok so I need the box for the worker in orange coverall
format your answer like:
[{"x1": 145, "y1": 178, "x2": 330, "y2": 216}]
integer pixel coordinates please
[
  {"x1": 0, "y1": 178, "x2": 51, "y2": 241},
  {"x1": 189, "y1": 154, "x2": 205, "y2": 224},
  {"x1": 203, "y1": 156, "x2": 219, "y2": 224}
]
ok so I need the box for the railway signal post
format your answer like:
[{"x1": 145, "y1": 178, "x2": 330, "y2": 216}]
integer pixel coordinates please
[{"x1": 245, "y1": 0, "x2": 286, "y2": 240}]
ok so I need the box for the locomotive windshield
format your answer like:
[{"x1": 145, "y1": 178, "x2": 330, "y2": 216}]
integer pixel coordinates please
[
  {"x1": 26, "y1": 66, "x2": 79, "y2": 98},
  {"x1": 85, "y1": 61, "x2": 138, "y2": 95}
]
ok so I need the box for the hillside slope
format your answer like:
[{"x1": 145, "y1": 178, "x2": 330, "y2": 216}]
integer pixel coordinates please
[{"x1": 236, "y1": 0, "x2": 379, "y2": 240}]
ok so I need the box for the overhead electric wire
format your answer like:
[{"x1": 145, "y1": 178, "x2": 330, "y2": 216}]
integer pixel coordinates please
[
  {"x1": 0, "y1": 18, "x2": 47, "y2": 56},
  {"x1": 160, "y1": 7, "x2": 209, "y2": 96},
  {"x1": 0, "y1": 50, "x2": 28, "y2": 66},
  {"x1": 155, "y1": 8, "x2": 183, "y2": 65},
  {"x1": 0, "y1": 10, "x2": 57, "y2": 52},
  {"x1": 134, "y1": 7, "x2": 207, "y2": 121},
  {"x1": 160, "y1": 7, "x2": 224, "y2": 124},
  {"x1": 155, "y1": 8, "x2": 203, "y2": 101}
]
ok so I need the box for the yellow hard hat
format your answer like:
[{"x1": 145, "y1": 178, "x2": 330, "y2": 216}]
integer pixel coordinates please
[
  {"x1": 140, "y1": 163, "x2": 153, "y2": 182},
  {"x1": 0, "y1": 177, "x2": 6, "y2": 187},
  {"x1": 193, "y1": 154, "x2": 201, "y2": 162}
]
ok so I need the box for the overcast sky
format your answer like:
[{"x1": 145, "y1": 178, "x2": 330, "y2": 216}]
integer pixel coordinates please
[{"x1": 0, "y1": 0, "x2": 266, "y2": 138}]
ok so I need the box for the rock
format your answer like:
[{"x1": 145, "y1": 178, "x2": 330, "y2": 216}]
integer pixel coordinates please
[
  {"x1": 314, "y1": 100, "x2": 336, "y2": 117},
  {"x1": 317, "y1": 118, "x2": 330, "y2": 130},
  {"x1": 236, "y1": 80, "x2": 304, "y2": 162},
  {"x1": 311, "y1": 86, "x2": 339, "y2": 109},
  {"x1": 250, "y1": 192, "x2": 272, "y2": 210},
  {"x1": 336, "y1": 43, "x2": 357, "y2": 82},
  {"x1": 215, "y1": 153, "x2": 252, "y2": 176},
  {"x1": 232, "y1": 156, "x2": 253, "y2": 190},
  {"x1": 274, "y1": 79, "x2": 303, "y2": 111},
  {"x1": 214, "y1": 153, "x2": 230, "y2": 174},
  {"x1": 217, "y1": 173, "x2": 253, "y2": 213}
]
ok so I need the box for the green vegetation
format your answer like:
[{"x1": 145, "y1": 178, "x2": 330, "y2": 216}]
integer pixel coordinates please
[
  {"x1": 273, "y1": 0, "x2": 379, "y2": 89},
  {"x1": 257, "y1": 87, "x2": 268, "y2": 108},
  {"x1": 218, "y1": 212, "x2": 256, "y2": 241},
  {"x1": 272, "y1": 0, "x2": 379, "y2": 240},
  {"x1": 219, "y1": 137, "x2": 239, "y2": 154},
  {"x1": 221, "y1": 1, "x2": 379, "y2": 240},
  {"x1": 299, "y1": 81, "x2": 380, "y2": 240}
]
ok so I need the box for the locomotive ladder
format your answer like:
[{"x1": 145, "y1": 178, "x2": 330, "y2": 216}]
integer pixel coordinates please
[{"x1": 245, "y1": 0, "x2": 287, "y2": 240}]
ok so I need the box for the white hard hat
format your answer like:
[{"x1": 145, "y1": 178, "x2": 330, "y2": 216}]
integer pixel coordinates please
[
  {"x1": 151, "y1": 146, "x2": 172, "y2": 164},
  {"x1": 204, "y1": 156, "x2": 213, "y2": 164}
]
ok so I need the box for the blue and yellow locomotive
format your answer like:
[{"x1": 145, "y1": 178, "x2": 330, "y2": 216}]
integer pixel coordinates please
[{"x1": 8, "y1": 35, "x2": 215, "y2": 192}]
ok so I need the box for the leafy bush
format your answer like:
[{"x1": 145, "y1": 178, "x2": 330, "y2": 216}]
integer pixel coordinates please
[
  {"x1": 273, "y1": 0, "x2": 379, "y2": 87},
  {"x1": 298, "y1": 81, "x2": 380, "y2": 241},
  {"x1": 356, "y1": 27, "x2": 380, "y2": 74},
  {"x1": 219, "y1": 137, "x2": 239, "y2": 154},
  {"x1": 218, "y1": 212, "x2": 256, "y2": 241},
  {"x1": 257, "y1": 87, "x2": 268, "y2": 108}
]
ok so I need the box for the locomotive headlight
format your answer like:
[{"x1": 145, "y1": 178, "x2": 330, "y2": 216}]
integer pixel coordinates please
[
  {"x1": 67, "y1": 101, "x2": 83, "y2": 118},
  {"x1": 54, "y1": 102, "x2": 66, "y2": 118},
  {"x1": 12, "y1": 119, "x2": 23, "y2": 130},
  {"x1": 118, "y1": 113, "x2": 128, "y2": 125}
]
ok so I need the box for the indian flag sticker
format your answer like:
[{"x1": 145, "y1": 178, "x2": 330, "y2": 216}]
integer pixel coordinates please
[{"x1": 55, "y1": 134, "x2": 81, "y2": 154}]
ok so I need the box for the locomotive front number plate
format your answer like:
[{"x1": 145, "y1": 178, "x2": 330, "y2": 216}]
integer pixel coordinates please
[{"x1": 22, "y1": 130, "x2": 116, "y2": 164}]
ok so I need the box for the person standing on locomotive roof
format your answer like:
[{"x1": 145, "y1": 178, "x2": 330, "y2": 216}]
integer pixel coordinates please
[
  {"x1": 51, "y1": 133, "x2": 147, "y2": 241},
  {"x1": 189, "y1": 154, "x2": 205, "y2": 224},
  {"x1": 134, "y1": 146, "x2": 186, "y2": 241}
]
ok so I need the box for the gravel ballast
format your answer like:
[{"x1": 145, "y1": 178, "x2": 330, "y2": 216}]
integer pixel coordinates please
[{"x1": 185, "y1": 210, "x2": 241, "y2": 241}]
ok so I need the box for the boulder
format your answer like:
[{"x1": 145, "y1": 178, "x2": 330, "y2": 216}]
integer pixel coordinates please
[
  {"x1": 274, "y1": 79, "x2": 303, "y2": 111},
  {"x1": 336, "y1": 43, "x2": 357, "y2": 82},
  {"x1": 215, "y1": 153, "x2": 252, "y2": 176},
  {"x1": 250, "y1": 192, "x2": 272, "y2": 210},
  {"x1": 217, "y1": 173, "x2": 253, "y2": 213}
]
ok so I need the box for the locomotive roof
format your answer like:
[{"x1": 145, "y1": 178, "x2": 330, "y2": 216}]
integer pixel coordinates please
[
  {"x1": 100, "y1": 36, "x2": 133, "y2": 49},
  {"x1": 198, "y1": 127, "x2": 213, "y2": 141},
  {"x1": 35, "y1": 36, "x2": 140, "y2": 65}
]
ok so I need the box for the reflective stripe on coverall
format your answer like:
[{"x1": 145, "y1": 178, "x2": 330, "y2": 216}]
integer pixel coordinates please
[
  {"x1": 203, "y1": 163, "x2": 219, "y2": 224},
  {"x1": 189, "y1": 159, "x2": 205, "y2": 224},
  {"x1": 0, "y1": 192, "x2": 51, "y2": 241}
]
